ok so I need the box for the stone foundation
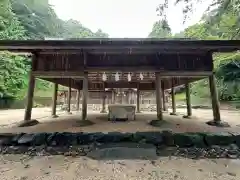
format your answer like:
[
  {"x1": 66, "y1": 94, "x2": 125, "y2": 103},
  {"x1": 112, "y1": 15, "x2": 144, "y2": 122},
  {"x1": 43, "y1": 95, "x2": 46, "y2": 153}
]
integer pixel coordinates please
[{"x1": 0, "y1": 131, "x2": 239, "y2": 159}]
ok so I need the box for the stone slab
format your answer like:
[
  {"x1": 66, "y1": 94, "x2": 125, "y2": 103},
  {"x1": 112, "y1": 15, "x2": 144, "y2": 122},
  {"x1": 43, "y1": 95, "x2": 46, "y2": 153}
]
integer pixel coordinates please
[
  {"x1": 17, "y1": 119, "x2": 39, "y2": 127},
  {"x1": 173, "y1": 133, "x2": 206, "y2": 148},
  {"x1": 204, "y1": 132, "x2": 234, "y2": 146},
  {"x1": 87, "y1": 143, "x2": 157, "y2": 160}
]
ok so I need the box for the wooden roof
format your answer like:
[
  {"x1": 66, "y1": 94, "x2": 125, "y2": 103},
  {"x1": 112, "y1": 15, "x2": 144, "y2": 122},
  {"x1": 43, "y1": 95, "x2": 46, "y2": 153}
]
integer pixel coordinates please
[
  {"x1": 1, "y1": 39, "x2": 239, "y2": 91},
  {"x1": 0, "y1": 39, "x2": 239, "y2": 53}
]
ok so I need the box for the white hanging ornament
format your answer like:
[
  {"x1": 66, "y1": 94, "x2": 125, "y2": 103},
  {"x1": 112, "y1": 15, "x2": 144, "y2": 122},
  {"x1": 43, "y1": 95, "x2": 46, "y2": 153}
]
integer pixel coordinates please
[
  {"x1": 140, "y1": 72, "x2": 144, "y2": 80},
  {"x1": 102, "y1": 72, "x2": 107, "y2": 81},
  {"x1": 127, "y1": 72, "x2": 131, "y2": 81},
  {"x1": 115, "y1": 72, "x2": 119, "y2": 81}
]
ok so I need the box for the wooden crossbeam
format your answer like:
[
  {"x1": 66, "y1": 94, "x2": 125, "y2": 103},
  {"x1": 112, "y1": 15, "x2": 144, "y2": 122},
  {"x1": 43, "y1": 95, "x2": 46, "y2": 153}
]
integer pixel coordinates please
[
  {"x1": 158, "y1": 71, "x2": 213, "y2": 77},
  {"x1": 32, "y1": 71, "x2": 84, "y2": 78},
  {"x1": 34, "y1": 70, "x2": 211, "y2": 79},
  {"x1": 85, "y1": 66, "x2": 161, "y2": 72}
]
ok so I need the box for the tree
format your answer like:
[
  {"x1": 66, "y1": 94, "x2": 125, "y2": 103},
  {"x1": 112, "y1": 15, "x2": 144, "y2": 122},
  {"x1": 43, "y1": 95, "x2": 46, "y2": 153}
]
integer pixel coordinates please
[
  {"x1": 153, "y1": 0, "x2": 240, "y2": 105},
  {"x1": 94, "y1": 29, "x2": 109, "y2": 38},
  {"x1": 148, "y1": 19, "x2": 171, "y2": 38},
  {"x1": 0, "y1": 0, "x2": 26, "y2": 40},
  {"x1": 157, "y1": 0, "x2": 240, "y2": 39},
  {"x1": 0, "y1": 0, "x2": 110, "y2": 101},
  {"x1": 10, "y1": 0, "x2": 62, "y2": 39},
  {"x1": 0, "y1": 0, "x2": 27, "y2": 99}
]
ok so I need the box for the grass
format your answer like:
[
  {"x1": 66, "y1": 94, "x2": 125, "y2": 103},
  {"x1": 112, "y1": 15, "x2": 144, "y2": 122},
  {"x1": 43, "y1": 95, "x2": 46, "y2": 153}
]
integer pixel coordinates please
[
  {"x1": 34, "y1": 89, "x2": 53, "y2": 98},
  {"x1": 175, "y1": 92, "x2": 186, "y2": 101}
]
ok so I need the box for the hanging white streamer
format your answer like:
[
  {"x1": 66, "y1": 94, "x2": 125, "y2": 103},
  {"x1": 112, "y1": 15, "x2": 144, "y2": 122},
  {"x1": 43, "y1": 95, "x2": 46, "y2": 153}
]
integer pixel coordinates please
[{"x1": 102, "y1": 72, "x2": 107, "y2": 81}]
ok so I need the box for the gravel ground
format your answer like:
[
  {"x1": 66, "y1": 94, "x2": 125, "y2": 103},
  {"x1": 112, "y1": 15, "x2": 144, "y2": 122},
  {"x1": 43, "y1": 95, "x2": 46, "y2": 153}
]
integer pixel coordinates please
[{"x1": 0, "y1": 155, "x2": 239, "y2": 180}]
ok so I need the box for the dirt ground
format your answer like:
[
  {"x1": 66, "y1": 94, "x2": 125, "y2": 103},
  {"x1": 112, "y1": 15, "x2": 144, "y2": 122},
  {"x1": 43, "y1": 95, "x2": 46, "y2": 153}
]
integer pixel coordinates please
[
  {"x1": 0, "y1": 155, "x2": 239, "y2": 180},
  {"x1": 0, "y1": 108, "x2": 240, "y2": 180},
  {"x1": 0, "y1": 107, "x2": 240, "y2": 134}
]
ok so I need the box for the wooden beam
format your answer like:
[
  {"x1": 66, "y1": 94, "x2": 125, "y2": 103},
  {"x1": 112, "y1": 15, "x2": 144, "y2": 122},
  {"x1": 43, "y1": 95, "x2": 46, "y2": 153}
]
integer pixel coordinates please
[
  {"x1": 86, "y1": 69, "x2": 213, "y2": 76},
  {"x1": 37, "y1": 49, "x2": 208, "y2": 55},
  {"x1": 85, "y1": 66, "x2": 162, "y2": 72},
  {"x1": 32, "y1": 71, "x2": 84, "y2": 78},
  {"x1": 158, "y1": 71, "x2": 213, "y2": 77},
  {"x1": 0, "y1": 39, "x2": 239, "y2": 52}
]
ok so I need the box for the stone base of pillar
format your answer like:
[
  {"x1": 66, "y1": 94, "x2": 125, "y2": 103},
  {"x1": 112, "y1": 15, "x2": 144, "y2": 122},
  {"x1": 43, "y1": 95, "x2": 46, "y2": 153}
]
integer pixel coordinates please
[
  {"x1": 67, "y1": 111, "x2": 72, "y2": 115},
  {"x1": 51, "y1": 115, "x2": 59, "y2": 118},
  {"x1": 75, "y1": 120, "x2": 95, "y2": 127},
  {"x1": 170, "y1": 112, "x2": 178, "y2": 116},
  {"x1": 182, "y1": 115, "x2": 192, "y2": 119},
  {"x1": 100, "y1": 110, "x2": 107, "y2": 113},
  {"x1": 149, "y1": 120, "x2": 167, "y2": 127},
  {"x1": 136, "y1": 111, "x2": 141, "y2": 113},
  {"x1": 17, "y1": 119, "x2": 39, "y2": 127},
  {"x1": 206, "y1": 120, "x2": 230, "y2": 127}
]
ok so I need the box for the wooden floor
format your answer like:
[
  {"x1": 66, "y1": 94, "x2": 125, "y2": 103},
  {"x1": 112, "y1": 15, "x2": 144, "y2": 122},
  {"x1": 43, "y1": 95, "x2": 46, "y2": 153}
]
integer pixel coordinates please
[{"x1": 0, "y1": 109, "x2": 240, "y2": 134}]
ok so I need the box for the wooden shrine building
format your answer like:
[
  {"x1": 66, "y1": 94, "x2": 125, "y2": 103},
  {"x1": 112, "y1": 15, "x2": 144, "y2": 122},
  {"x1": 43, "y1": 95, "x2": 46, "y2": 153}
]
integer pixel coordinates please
[{"x1": 0, "y1": 39, "x2": 239, "y2": 127}]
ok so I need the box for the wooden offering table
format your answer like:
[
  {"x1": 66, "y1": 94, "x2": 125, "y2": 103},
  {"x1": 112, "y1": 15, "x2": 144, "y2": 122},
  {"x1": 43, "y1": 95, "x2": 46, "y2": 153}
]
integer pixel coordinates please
[{"x1": 108, "y1": 104, "x2": 136, "y2": 121}]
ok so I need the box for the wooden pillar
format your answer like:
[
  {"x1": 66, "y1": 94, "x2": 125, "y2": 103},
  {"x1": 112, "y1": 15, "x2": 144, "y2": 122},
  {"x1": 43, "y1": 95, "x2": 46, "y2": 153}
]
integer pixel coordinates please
[
  {"x1": 170, "y1": 79, "x2": 177, "y2": 115},
  {"x1": 162, "y1": 88, "x2": 167, "y2": 111},
  {"x1": 206, "y1": 74, "x2": 229, "y2": 127},
  {"x1": 76, "y1": 89, "x2": 80, "y2": 111},
  {"x1": 51, "y1": 83, "x2": 58, "y2": 118},
  {"x1": 155, "y1": 72, "x2": 163, "y2": 120},
  {"x1": 24, "y1": 70, "x2": 35, "y2": 121},
  {"x1": 209, "y1": 74, "x2": 220, "y2": 121},
  {"x1": 101, "y1": 83, "x2": 107, "y2": 113},
  {"x1": 64, "y1": 92, "x2": 67, "y2": 104},
  {"x1": 136, "y1": 87, "x2": 140, "y2": 113},
  {"x1": 67, "y1": 79, "x2": 72, "y2": 114},
  {"x1": 128, "y1": 89, "x2": 131, "y2": 104},
  {"x1": 121, "y1": 89, "x2": 124, "y2": 104},
  {"x1": 183, "y1": 81, "x2": 192, "y2": 118},
  {"x1": 82, "y1": 72, "x2": 88, "y2": 121},
  {"x1": 24, "y1": 54, "x2": 36, "y2": 121},
  {"x1": 111, "y1": 90, "x2": 115, "y2": 104}
]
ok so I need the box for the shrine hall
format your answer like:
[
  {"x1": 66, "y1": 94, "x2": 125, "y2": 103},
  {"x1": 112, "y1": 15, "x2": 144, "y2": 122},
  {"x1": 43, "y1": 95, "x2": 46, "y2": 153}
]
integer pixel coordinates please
[{"x1": 0, "y1": 39, "x2": 239, "y2": 127}]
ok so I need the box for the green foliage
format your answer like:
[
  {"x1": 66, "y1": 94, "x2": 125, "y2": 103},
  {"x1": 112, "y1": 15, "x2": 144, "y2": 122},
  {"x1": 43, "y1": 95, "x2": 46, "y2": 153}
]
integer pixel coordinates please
[
  {"x1": 59, "y1": 19, "x2": 108, "y2": 39},
  {"x1": 152, "y1": 0, "x2": 240, "y2": 105},
  {"x1": 0, "y1": 0, "x2": 27, "y2": 99},
  {"x1": 0, "y1": 52, "x2": 29, "y2": 98},
  {"x1": 0, "y1": 0, "x2": 26, "y2": 39},
  {"x1": 148, "y1": 19, "x2": 171, "y2": 38},
  {"x1": 157, "y1": 0, "x2": 240, "y2": 39},
  {"x1": 10, "y1": 0, "x2": 62, "y2": 39},
  {"x1": 0, "y1": 0, "x2": 109, "y2": 102}
]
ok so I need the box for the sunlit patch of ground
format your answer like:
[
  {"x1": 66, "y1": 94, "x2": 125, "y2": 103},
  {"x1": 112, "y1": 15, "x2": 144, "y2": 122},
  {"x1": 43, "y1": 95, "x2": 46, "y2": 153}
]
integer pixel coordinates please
[{"x1": 0, "y1": 108, "x2": 240, "y2": 134}]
